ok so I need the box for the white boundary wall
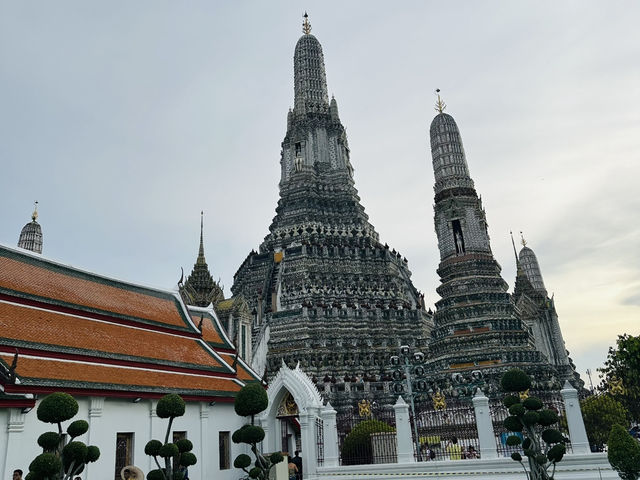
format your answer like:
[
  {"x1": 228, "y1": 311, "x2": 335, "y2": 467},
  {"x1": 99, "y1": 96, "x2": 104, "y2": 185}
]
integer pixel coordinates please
[{"x1": 314, "y1": 453, "x2": 616, "y2": 479}]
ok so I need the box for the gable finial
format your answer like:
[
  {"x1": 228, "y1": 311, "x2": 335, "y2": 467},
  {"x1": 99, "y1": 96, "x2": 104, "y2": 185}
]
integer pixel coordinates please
[
  {"x1": 32, "y1": 200, "x2": 39, "y2": 221},
  {"x1": 434, "y1": 89, "x2": 446, "y2": 114},
  {"x1": 302, "y1": 12, "x2": 312, "y2": 35}
]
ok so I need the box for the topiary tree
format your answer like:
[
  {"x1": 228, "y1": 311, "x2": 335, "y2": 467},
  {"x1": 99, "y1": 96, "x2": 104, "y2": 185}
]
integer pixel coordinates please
[
  {"x1": 581, "y1": 394, "x2": 629, "y2": 450},
  {"x1": 501, "y1": 369, "x2": 567, "y2": 480},
  {"x1": 341, "y1": 419, "x2": 395, "y2": 465},
  {"x1": 232, "y1": 383, "x2": 283, "y2": 480},
  {"x1": 608, "y1": 424, "x2": 640, "y2": 480},
  {"x1": 144, "y1": 394, "x2": 197, "y2": 480},
  {"x1": 25, "y1": 392, "x2": 100, "y2": 480}
]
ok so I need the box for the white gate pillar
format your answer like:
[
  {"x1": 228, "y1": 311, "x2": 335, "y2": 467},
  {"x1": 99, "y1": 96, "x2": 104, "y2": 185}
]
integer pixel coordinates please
[
  {"x1": 561, "y1": 381, "x2": 590, "y2": 454},
  {"x1": 393, "y1": 396, "x2": 415, "y2": 463},
  {"x1": 472, "y1": 389, "x2": 498, "y2": 459},
  {"x1": 321, "y1": 403, "x2": 339, "y2": 467},
  {"x1": 299, "y1": 408, "x2": 318, "y2": 478}
]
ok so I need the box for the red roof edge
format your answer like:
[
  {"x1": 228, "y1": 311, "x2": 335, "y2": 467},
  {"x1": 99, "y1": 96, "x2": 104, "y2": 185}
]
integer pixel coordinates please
[{"x1": 3, "y1": 384, "x2": 237, "y2": 403}]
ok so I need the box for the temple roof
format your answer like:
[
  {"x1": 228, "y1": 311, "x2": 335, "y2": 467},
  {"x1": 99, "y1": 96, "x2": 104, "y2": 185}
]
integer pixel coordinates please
[{"x1": 0, "y1": 243, "x2": 260, "y2": 401}]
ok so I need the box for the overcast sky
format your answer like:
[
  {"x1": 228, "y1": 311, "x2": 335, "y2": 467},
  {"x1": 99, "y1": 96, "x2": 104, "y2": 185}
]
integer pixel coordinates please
[{"x1": 1, "y1": 1, "x2": 638, "y2": 387}]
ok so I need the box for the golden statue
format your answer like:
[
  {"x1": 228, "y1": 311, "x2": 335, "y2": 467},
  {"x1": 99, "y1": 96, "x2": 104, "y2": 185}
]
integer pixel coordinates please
[
  {"x1": 358, "y1": 399, "x2": 372, "y2": 417},
  {"x1": 432, "y1": 391, "x2": 446, "y2": 411}
]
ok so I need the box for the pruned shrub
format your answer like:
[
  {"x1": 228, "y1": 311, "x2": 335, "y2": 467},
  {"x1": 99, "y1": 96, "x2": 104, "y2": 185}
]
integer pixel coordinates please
[{"x1": 341, "y1": 419, "x2": 395, "y2": 465}]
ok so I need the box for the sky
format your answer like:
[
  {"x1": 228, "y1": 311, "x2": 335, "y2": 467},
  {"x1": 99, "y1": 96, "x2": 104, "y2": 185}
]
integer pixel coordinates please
[{"x1": 1, "y1": 1, "x2": 638, "y2": 387}]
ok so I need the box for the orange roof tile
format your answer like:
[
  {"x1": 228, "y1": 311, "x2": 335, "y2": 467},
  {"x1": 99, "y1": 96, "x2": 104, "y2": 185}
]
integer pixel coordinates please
[
  {"x1": 0, "y1": 302, "x2": 224, "y2": 370},
  {"x1": 1, "y1": 354, "x2": 242, "y2": 395},
  {"x1": 0, "y1": 251, "x2": 188, "y2": 329},
  {"x1": 235, "y1": 362, "x2": 261, "y2": 382},
  {"x1": 190, "y1": 312, "x2": 231, "y2": 348}
]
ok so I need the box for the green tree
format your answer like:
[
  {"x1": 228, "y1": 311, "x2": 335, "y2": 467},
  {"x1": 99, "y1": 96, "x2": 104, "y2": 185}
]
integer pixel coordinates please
[
  {"x1": 232, "y1": 383, "x2": 283, "y2": 480},
  {"x1": 25, "y1": 392, "x2": 100, "y2": 480},
  {"x1": 599, "y1": 334, "x2": 640, "y2": 422},
  {"x1": 145, "y1": 394, "x2": 197, "y2": 480},
  {"x1": 581, "y1": 394, "x2": 629, "y2": 448},
  {"x1": 608, "y1": 424, "x2": 640, "y2": 480},
  {"x1": 341, "y1": 419, "x2": 395, "y2": 465},
  {"x1": 501, "y1": 369, "x2": 567, "y2": 480}
]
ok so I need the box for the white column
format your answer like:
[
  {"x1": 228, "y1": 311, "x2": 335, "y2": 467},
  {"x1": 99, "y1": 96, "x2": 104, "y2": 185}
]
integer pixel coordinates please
[
  {"x1": 298, "y1": 409, "x2": 317, "y2": 478},
  {"x1": 199, "y1": 402, "x2": 209, "y2": 480},
  {"x1": 85, "y1": 396, "x2": 105, "y2": 479},
  {"x1": 149, "y1": 399, "x2": 159, "y2": 473},
  {"x1": 320, "y1": 403, "x2": 338, "y2": 467},
  {"x1": 3, "y1": 409, "x2": 25, "y2": 480},
  {"x1": 560, "y1": 381, "x2": 590, "y2": 454},
  {"x1": 393, "y1": 396, "x2": 414, "y2": 464},
  {"x1": 472, "y1": 389, "x2": 498, "y2": 460}
]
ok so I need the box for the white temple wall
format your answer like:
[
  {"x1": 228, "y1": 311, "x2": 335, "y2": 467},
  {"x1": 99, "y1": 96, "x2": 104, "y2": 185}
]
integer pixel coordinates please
[{"x1": 1, "y1": 396, "x2": 248, "y2": 480}]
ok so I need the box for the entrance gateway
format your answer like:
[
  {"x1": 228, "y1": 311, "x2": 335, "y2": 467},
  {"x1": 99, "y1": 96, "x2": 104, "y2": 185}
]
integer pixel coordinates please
[{"x1": 259, "y1": 362, "x2": 326, "y2": 478}]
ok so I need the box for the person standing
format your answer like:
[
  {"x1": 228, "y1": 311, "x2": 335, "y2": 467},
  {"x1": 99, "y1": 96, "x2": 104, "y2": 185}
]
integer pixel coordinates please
[
  {"x1": 292, "y1": 450, "x2": 303, "y2": 480},
  {"x1": 12, "y1": 470, "x2": 23, "y2": 480},
  {"x1": 446, "y1": 437, "x2": 462, "y2": 460}
]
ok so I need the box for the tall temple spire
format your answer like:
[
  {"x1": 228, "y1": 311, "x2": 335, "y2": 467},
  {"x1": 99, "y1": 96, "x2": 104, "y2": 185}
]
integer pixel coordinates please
[
  {"x1": 180, "y1": 212, "x2": 223, "y2": 307},
  {"x1": 517, "y1": 235, "x2": 548, "y2": 295},
  {"x1": 18, "y1": 201, "x2": 43, "y2": 254},
  {"x1": 232, "y1": 18, "x2": 431, "y2": 408},
  {"x1": 293, "y1": 13, "x2": 329, "y2": 116},
  {"x1": 427, "y1": 106, "x2": 554, "y2": 391},
  {"x1": 430, "y1": 103, "x2": 474, "y2": 197},
  {"x1": 197, "y1": 210, "x2": 206, "y2": 265}
]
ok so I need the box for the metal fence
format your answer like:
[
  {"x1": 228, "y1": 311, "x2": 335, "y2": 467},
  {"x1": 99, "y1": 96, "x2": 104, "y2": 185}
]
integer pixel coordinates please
[
  {"x1": 331, "y1": 389, "x2": 582, "y2": 466},
  {"x1": 412, "y1": 396, "x2": 479, "y2": 461},
  {"x1": 315, "y1": 417, "x2": 325, "y2": 466},
  {"x1": 336, "y1": 403, "x2": 397, "y2": 465}
]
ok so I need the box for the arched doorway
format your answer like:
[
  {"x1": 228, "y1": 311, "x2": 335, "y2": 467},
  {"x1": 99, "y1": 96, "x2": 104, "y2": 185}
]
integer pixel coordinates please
[
  {"x1": 259, "y1": 362, "x2": 324, "y2": 478},
  {"x1": 277, "y1": 391, "x2": 301, "y2": 455}
]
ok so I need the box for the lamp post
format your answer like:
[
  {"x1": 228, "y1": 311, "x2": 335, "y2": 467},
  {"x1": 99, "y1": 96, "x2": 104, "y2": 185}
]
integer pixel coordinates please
[
  {"x1": 447, "y1": 369, "x2": 486, "y2": 398},
  {"x1": 390, "y1": 345, "x2": 427, "y2": 461}
]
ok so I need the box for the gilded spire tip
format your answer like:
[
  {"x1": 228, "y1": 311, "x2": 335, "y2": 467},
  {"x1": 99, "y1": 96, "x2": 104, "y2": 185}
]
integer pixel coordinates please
[
  {"x1": 32, "y1": 200, "x2": 39, "y2": 221},
  {"x1": 434, "y1": 88, "x2": 446, "y2": 114},
  {"x1": 302, "y1": 12, "x2": 312, "y2": 35}
]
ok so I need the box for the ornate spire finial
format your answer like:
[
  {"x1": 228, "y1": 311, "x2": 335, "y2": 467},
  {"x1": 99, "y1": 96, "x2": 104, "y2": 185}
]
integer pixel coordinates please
[
  {"x1": 302, "y1": 12, "x2": 312, "y2": 35},
  {"x1": 434, "y1": 89, "x2": 446, "y2": 114},
  {"x1": 32, "y1": 201, "x2": 39, "y2": 221},
  {"x1": 520, "y1": 231, "x2": 527, "y2": 247},
  {"x1": 197, "y1": 211, "x2": 206, "y2": 264}
]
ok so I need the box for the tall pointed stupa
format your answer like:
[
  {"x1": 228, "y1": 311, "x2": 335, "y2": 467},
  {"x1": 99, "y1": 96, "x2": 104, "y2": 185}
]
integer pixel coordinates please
[
  {"x1": 232, "y1": 15, "x2": 432, "y2": 407},
  {"x1": 426, "y1": 96, "x2": 560, "y2": 393},
  {"x1": 18, "y1": 202, "x2": 43, "y2": 254},
  {"x1": 180, "y1": 212, "x2": 224, "y2": 307},
  {"x1": 513, "y1": 234, "x2": 582, "y2": 386}
]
